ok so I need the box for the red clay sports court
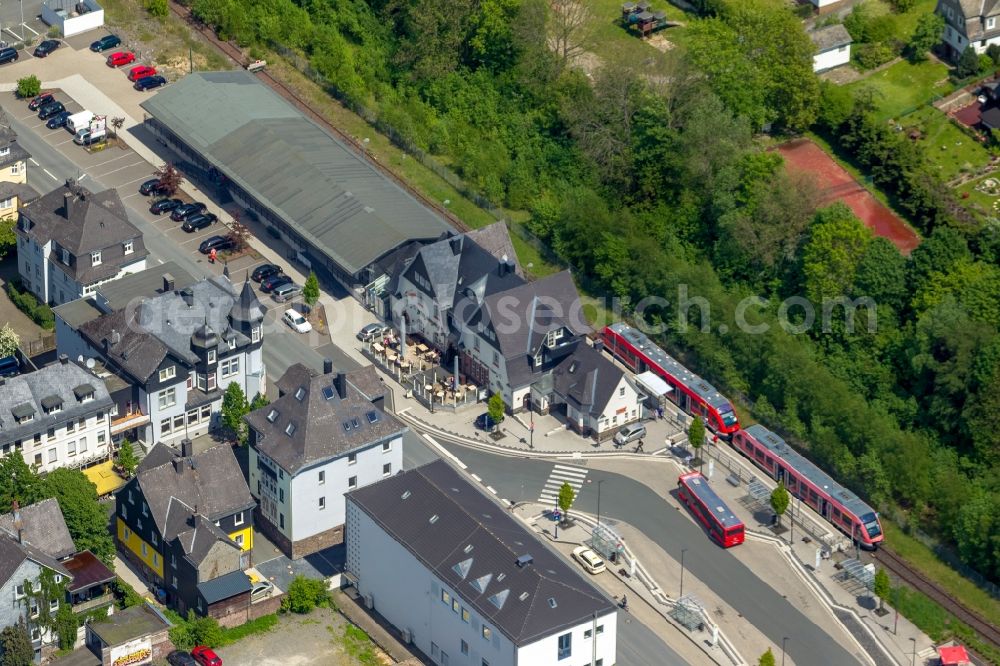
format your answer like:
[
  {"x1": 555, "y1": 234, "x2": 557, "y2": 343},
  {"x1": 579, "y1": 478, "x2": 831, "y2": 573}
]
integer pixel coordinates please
[{"x1": 776, "y1": 139, "x2": 920, "y2": 254}]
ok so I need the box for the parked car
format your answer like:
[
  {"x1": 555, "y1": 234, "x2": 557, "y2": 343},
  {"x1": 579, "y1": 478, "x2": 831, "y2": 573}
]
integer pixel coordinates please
[
  {"x1": 166, "y1": 651, "x2": 198, "y2": 666},
  {"x1": 198, "y1": 235, "x2": 234, "y2": 254},
  {"x1": 127, "y1": 65, "x2": 157, "y2": 82},
  {"x1": 28, "y1": 93, "x2": 54, "y2": 110},
  {"x1": 613, "y1": 422, "x2": 646, "y2": 447},
  {"x1": 33, "y1": 40, "x2": 59, "y2": 58},
  {"x1": 272, "y1": 282, "x2": 302, "y2": 303},
  {"x1": 251, "y1": 263, "x2": 282, "y2": 283},
  {"x1": 182, "y1": 213, "x2": 218, "y2": 232},
  {"x1": 134, "y1": 75, "x2": 167, "y2": 92},
  {"x1": 0, "y1": 47, "x2": 19, "y2": 65},
  {"x1": 250, "y1": 580, "x2": 274, "y2": 602},
  {"x1": 150, "y1": 198, "x2": 183, "y2": 214},
  {"x1": 38, "y1": 102, "x2": 66, "y2": 120},
  {"x1": 139, "y1": 178, "x2": 169, "y2": 196},
  {"x1": 74, "y1": 130, "x2": 106, "y2": 146},
  {"x1": 170, "y1": 202, "x2": 207, "y2": 221},
  {"x1": 283, "y1": 309, "x2": 312, "y2": 334},
  {"x1": 260, "y1": 274, "x2": 293, "y2": 293},
  {"x1": 356, "y1": 323, "x2": 386, "y2": 341},
  {"x1": 571, "y1": 546, "x2": 606, "y2": 575},
  {"x1": 190, "y1": 646, "x2": 222, "y2": 666},
  {"x1": 474, "y1": 413, "x2": 497, "y2": 431},
  {"x1": 106, "y1": 51, "x2": 135, "y2": 67},
  {"x1": 45, "y1": 111, "x2": 72, "y2": 129},
  {"x1": 89, "y1": 34, "x2": 121, "y2": 52}
]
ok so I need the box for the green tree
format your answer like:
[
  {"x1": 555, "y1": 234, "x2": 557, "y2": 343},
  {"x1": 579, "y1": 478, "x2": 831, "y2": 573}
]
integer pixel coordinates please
[
  {"x1": 873, "y1": 567, "x2": 890, "y2": 611},
  {"x1": 770, "y1": 482, "x2": 790, "y2": 527},
  {"x1": 116, "y1": 439, "x2": 138, "y2": 478},
  {"x1": 988, "y1": 43, "x2": 1000, "y2": 65},
  {"x1": 44, "y1": 469, "x2": 115, "y2": 564},
  {"x1": 0, "y1": 217, "x2": 16, "y2": 261},
  {"x1": 281, "y1": 575, "x2": 331, "y2": 614},
  {"x1": 250, "y1": 392, "x2": 270, "y2": 411},
  {"x1": 0, "y1": 454, "x2": 44, "y2": 512},
  {"x1": 802, "y1": 203, "x2": 872, "y2": 302},
  {"x1": 0, "y1": 619, "x2": 33, "y2": 666},
  {"x1": 302, "y1": 271, "x2": 320, "y2": 307},
  {"x1": 0, "y1": 324, "x2": 19, "y2": 358},
  {"x1": 956, "y1": 45, "x2": 980, "y2": 78},
  {"x1": 557, "y1": 481, "x2": 575, "y2": 520},
  {"x1": 487, "y1": 393, "x2": 505, "y2": 432},
  {"x1": 169, "y1": 611, "x2": 223, "y2": 650},
  {"x1": 688, "y1": 416, "x2": 705, "y2": 466},
  {"x1": 54, "y1": 602, "x2": 77, "y2": 650},
  {"x1": 16, "y1": 75, "x2": 40, "y2": 99},
  {"x1": 907, "y1": 13, "x2": 945, "y2": 62},
  {"x1": 221, "y1": 382, "x2": 250, "y2": 444},
  {"x1": 759, "y1": 647, "x2": 776, "y2": 666}
]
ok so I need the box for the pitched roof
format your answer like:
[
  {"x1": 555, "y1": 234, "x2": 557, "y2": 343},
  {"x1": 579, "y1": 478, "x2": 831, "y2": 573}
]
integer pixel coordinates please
[
  {"x1": 19, "y1": 180, "x2": 148, "y2": 284},
  {"x1": 246, "y1": 364, "x2": 406, "y2": 474},
  {"x1": 174, "y1": 513, "x2": 239, "y2": 566},
  {"x1": 140, "y1": 71, "x2": 451, "y2": 276},
  {"x1": 64, "y1": 551, "x2": 115, "y2": 593},
  {"x1": 0, "y1": 359, "x2": 113, "y2": 448},
  {"x1": 551, "y1": 343, "x2": 630, "y2": 418},
  {"x1": 0, "y1": 532, "x2": 71, "y2": 588},
  {"x1": 348, "y1": 460, "x2": 614, "y2": 646},
  {"x1": 0, "y1": 498, "x2": 75, "y2": 560},
  {"x1": 465, "y1": 222, "x2": 525, "y2": 278},
  {"x1": 0, "y1": 182, "x2": 38, "y2": 205},
  {"x1": 229, "y1": 277, "x2": 267, "y2": 324},
  {"x1": 0, "y1": 125, "x2": 31, "y2": 170},
  {"x1": 810, "y1": 24, "x2": 852, "y2": 52}
]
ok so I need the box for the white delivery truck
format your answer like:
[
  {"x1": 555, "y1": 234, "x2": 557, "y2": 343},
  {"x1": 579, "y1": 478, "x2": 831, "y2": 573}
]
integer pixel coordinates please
[{"x1": 65, "y1": 111, "x2": 94, "y2": 135}]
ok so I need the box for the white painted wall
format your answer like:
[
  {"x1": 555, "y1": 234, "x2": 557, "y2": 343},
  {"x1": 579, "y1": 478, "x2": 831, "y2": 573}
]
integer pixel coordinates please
[
  {"x1": 813, "y1": 45, "x2": 851, "y2": 72},
  {"x1": 11, "y1": 408, "x2": 111, "y2": 474},
  {"x1": 516, "y1": 611, "x2": 617, "y2": 666},
  {"x1": 43, "y1": 0, "x2": 104, "y2": 37}
]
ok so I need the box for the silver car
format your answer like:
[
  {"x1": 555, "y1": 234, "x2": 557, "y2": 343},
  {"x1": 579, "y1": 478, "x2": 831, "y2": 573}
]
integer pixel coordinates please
[{"x1": 271, "y1": 282, "x2": 301, "y2": 302}]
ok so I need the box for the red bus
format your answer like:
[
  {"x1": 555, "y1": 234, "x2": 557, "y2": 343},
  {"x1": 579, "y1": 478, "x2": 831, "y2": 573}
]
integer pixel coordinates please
[
  {"x1": 677, "y1": 471, "x2": 745, "y2": 548},
  {"x1": 733, "y1": 425, "x2": 884, "y2": 550},
  {"x1": 601, "y1": 323, "x2": 740, "y2": 436}
]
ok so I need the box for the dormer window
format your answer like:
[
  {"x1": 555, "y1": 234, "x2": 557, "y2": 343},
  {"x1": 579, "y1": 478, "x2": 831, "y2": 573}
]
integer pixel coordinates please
[
  {"x1": 251, "y1": 327, "x2": 261, "y2": 343},
  {"x1": 61, "y1": 248, "x2": 70, "y2": 265},
  {"x1": 989, "y1": 16, "x2": 997, "y2": 29},
  {"x1": 0, "y1": 147, "x2": 8, "y2": 156},
  {"x1": 123, "y1": 240, "x2": 134, "y2": 255},
  {"x1": 546, "y1": 328, "x2": 563, "y2": 347},
  {"x1": 91, "y1": 251, "x2": 102, "y2": 266},
  {"x1": 159, "y1": 366, "x2": 176, "y2": 382}
]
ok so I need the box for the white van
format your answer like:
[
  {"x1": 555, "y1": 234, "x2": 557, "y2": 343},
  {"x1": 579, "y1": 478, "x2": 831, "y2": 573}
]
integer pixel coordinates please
[
  {"x1": 613, "y1": 422, "x2": 646, "y2": 446},
  {"x1": 65, "y1": 111, "x2": 94, "y2": 135}
]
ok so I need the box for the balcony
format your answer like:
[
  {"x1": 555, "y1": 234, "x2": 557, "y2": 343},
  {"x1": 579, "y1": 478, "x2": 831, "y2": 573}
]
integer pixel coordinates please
[
  {"x1": 71, "y1": 591, "x2": 114, "y2": 613},
  {"x1": 110, "y1": 410, "x2": 149, "y2": 434}
]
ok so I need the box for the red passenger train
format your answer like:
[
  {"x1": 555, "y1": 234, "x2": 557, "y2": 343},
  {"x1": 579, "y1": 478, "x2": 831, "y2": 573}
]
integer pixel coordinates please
[
  {"x1": 601, "y1": 323, "x2": 740, "y2": 436},
  {"x1": 677, "y1": 471, "x2": 745, "y2": 548},
  {"x1": 733, "y1": 425, "x2": 884, "y2": 549}
]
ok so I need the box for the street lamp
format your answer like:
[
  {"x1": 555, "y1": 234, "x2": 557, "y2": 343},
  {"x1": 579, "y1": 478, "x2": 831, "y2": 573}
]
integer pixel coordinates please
[
  {"x1": 679, "y1": 548, "x2": 688, "y2": 598},
  {"x1": 587, "y1": 479, "x2": 604, "y2": 528},
  {"x1": 909, "y1": 637, "x2": 916, "y2": 666},
  {"x1": 781, "y1": 637, "x2": 789, "y2": 666}
]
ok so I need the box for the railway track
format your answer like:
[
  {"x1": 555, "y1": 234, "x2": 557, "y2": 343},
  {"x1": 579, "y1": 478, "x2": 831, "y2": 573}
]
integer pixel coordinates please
[
  {"x1": 874, "y1": 546, "x2": 1000, "y2": 654},
  {"x1": 165, "y1": 0, "x2": 470, "y2": 234}
]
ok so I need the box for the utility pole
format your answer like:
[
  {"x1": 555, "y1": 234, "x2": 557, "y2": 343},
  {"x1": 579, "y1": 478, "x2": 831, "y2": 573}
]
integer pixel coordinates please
[
  {"x1": 679, "y1": 548, "x2": 688, "y2": 598},
  {"x1": 781, "y1": 637, "x2": 789, "y2": 666}
]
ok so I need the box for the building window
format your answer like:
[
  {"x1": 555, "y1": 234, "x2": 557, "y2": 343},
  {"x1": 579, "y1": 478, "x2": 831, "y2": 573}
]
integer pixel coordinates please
[
  {"x1": 67, "y1": 440, "x2": 76, "y2": 456},
  {"x1": 172, "y1": 576, "x2": 178, "y2": 588},
  {"x1": 91, "y1": 251, "x2": 102, "y2": 266},
  {"x1": 461, "y1": 640, "x2": 469, "y2": 656},
  {"x1": 990, "y1": 16, "x2": 997, "y2": 29},
  {"x1": 279, "y1": 488, "x2": 284, "y2": 503},
  {"x1": 318, "y1": 497, "x2": 325, "y2": 510},
  {"x1": 234, "y1": 512, "x2": 244, "y2": 526},
  {"x1": 47, "y1": 447, "x2": 57, "y2": 463},
  {"x1": 383, "y1": 463, "x2": 391, "y2": 477},
  {"x1": 557, "y1": 633, "x2": 571, "y2": 660},
  {"x1": 14, "y1": 584, "x2": 24, "y2": 599},
  {"x1": 441, "y1": 589, "x2": 450, "y2": 605},
  {"x1": 159, "y1": 366, "x2": 176, "y2": 382},
  {"x1": 619, "y1": 386, "x2": 625, "y2": 397},
  {"x1": 252, "y1": 327, "x2": 261, "y2": 343},
  {"x1": 279, "y1": 513, "x2": 284, "y2": 529},
  {"x1": 382, "y1": 441, "x2": 391, "y2": 453},
  {"x1": 141, "y1": 543, "x2": 147, "y2": 557},
  {"x1": 482, "y1": 626, "x2": 491, "y2": 641},
  {"x1": 160, "y1": 417, "x2": 172, "y2": 435},
  {"x1": 124, "y1": 240, "x2": 134, "y2": 255},
  {"x1": 207, "y1": 350, "x2": 216, "y2": 364},
  {"x1": 61, "y1": 248, "x2": 70, "y2": 265},
  {"x1": 158, "y1": 387, "x2": 176, "y2": 409},
  {"x1": 221, "y1": 357, "x2": 239, "y2": 377},
  {"x1": 151, "y1": 532, "x2": 158, "y2": 546},
  {"x1": 66, "y1": 420, "x2": 74, "y2": 434},
  {"x1": 348, "y1": 476, "x2": 357, "y2": 489},
  {"x1": 461, "y1": 608, "x2": 470, "y2": 623},
  {"x1": 492, "y1": 351, "x2": 499, "y2": 366},
  {"x1": 348, "y1": 453, "x2": 356, "y2": 465},
  {"x1": 235, "y1": 534, "x2": 244, "y2": 547},
  {"x1": 452, "y1": 598, "x2": 460, "y2": 614},
  {"x1": 318, "y1": 470, "x2": 325, "y2": 485}
]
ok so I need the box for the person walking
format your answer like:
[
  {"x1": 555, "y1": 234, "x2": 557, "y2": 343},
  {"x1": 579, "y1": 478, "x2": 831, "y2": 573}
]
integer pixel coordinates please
[
  {"x1": 635, "y1": 439, "x2": 644, "y2": 453},
  {"x1": 209, "y1": 248, "x2": 217, "y2": 264}
]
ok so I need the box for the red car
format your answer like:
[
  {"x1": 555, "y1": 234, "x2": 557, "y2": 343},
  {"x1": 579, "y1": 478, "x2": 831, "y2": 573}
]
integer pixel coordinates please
[
  {"x1": 127, "y1": 65, "x2": 156, "y2": 82},
  {"x1": 190, "y1": 646, "x2": 221, "y2": 666},
  {"x1": 106, "y1": 51, "x2": 135, "y2": 68}
]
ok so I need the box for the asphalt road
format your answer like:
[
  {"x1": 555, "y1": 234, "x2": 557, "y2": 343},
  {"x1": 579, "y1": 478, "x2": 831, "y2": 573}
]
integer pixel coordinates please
[
  {"x1": 432, "y1": 436, "x2": 865, "y2": 666},
  {"x1": 7, "y1": 109, "x2": 328, "y2": 380}
]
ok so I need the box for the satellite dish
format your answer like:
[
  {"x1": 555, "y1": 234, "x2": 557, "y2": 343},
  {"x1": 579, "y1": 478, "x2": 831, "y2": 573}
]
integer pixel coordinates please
[
  {"x1": 77, "y1": 355, "x2": 84, "y2": 363},
  {"x1": 85, "y1": 358, "x2": 95, "y2": 369}
]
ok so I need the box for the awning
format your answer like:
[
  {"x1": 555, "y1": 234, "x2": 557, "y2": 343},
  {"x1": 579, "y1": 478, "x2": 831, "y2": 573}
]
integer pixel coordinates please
[
  {"x1": 635, "y1": 371, "x2": 672, "y2": 397},
  {"x1": 83, "y1": 461, "x2": 126, "y2": 496},
  {"x1": 938, "y1": 646, "x2": 971, "y2": 666}
]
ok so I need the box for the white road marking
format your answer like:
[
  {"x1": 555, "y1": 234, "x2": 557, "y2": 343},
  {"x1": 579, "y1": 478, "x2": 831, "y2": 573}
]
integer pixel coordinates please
[
  {"x1": 421, "y1": 433, "x2": 467, "y2": 470},
  {"x1": 92, "y1": 153, "x2": 137, "y2": 168},
  {"x1": 42, "y1": 168, "x2": 57, "y2": 181},
  {"x1": 539, "y1": 463, "x2": 588, "y2": 504},
  {"x1": 29, "y1": 158, "x2": 38, "y2": 165},
  {"x1": 95, "y1": 161, "x2": 145, "y2": 178},
  {"x1": 486, "y1": 486, "x2": 497, "y2": 495}
]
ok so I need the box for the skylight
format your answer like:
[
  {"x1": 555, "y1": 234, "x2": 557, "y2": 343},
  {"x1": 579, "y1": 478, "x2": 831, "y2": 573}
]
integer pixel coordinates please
[
  {"x1": 400, "y1": 491, "x2": 411, "y2": 500},
  {"x1": 285, "y1": 423, "x2": 296, "y2": 436},
  {"x1": 429, "y1": 514, "x2": 439, "y2": 524},
  {"x1": 453, "y1": 558, "x2": 473, "y2": 580},
  {"x1": 294, "y1": 387, "x2": 306, "y2": 401},
  {"x1": 366, "y1": 410, "x2": 379, "y2": 423},
  {"x1": 343, "y1": 421, "x2": 353, "y2": 432},
  {"x1": 518, "y1": 592, "x2": 529, "y2": 602},
  {"x1": 351, "y1": 417, "x2": 360, "y2": 428},
  {"x1": 463, "y1": 544, "x2": 473, "y2": 554},
  {"x1": 266, "y1": 409, "x2": 279, "y2": 423},
  {"x1": 547, "y1": 597, "x2": 557, "y2": 608},
  {"x1": 322, "y1": 386, "x2": 335, "y2": 401},
  {"x1": 488, "y1": 589, "x2": 509, "y2": 610},
  {"x1": 470, "y1": 574, "x2": 492, "y2": 594}
]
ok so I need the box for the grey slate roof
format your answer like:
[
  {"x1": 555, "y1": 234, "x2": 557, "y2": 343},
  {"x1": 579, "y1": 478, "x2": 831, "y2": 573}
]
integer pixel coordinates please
[
  {"x1": 140, "y1": 71, "x2": 451, "y2": 276},
  {"x1": 19, "y1": 180, "x2": 148, "y2": 285},
  {"x1": 465, "y1": 222, "x2": 525, "y2": 279},
  {"x1": 810, "y1": 24, "x2": 852, "y2": 52},
  {"x1": 551, "y1": 343, "x2": 630, "y2": 418},
  {"x1": 198, "y1": 569, "x2": 251, "y2": 605},
  {"x1": 0, "y1": 182, "x2": 38, "y2": 205},
  {"x1": 0, "y1": 359, "x2": 113, "y2": 448},
  {"x1": 175, "y1": 513, "x2": 239, "y2": 567},
  {"x1": 0, "y1": 125, "x2": 30, "y2": 170},
  {"x1": 348, "y1": 460, "x2": 614, "y2": 646},
  {"x1": 246, "y1": 364, "x2": 406, "y2": 474},
  {"x1": 0, "y1": 498, "x2": 76, "y2": 560},
  {"x1": 942, "y1": 0, "x2": 1000, "y2": 40},
  {"x1": 0, "y1": 532, "x2": 71, "y2": 589}
]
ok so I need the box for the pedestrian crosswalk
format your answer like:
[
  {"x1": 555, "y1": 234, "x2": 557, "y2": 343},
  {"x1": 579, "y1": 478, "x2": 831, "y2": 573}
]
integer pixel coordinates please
[{"x1": 539, "y1": 463, "x2": 588, "y2": 506}]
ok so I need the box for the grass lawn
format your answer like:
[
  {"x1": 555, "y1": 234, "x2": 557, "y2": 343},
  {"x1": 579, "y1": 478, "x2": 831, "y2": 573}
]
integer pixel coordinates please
[
  {"x1": 898, "y1": 106, "x2": 993, "y2": 181},
  {"x1": 585, "y1": 0, "x2": 696, "y2": 65},
  {"x1": 957, "y1": 174, "x2": 1000, "y2": 219},
  {"x1": 847, "y1": 58, "x2": 954, "y2": 121},
  {"x1": 885, "y1": 0, "x2": 939, "y2": 42}
]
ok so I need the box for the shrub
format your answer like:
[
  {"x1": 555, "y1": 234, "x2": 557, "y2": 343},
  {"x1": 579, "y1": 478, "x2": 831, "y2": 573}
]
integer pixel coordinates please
[
  {"x1": 280, "y1": 575, "x2": 331, "y2": 614},
  {"x1": 854, "y1": 43, "x2": 895, "y2": 71},
  {"x1": 16, "y1": 75, "x2": 41, "y2": 99},
  {"x1": 979, "y1": 54, "x2": 994, "y2": 75},
  {"x1": 46, "y1": 26, "x2": 60, "y2": 38},
  {"x1": 989, "y1": 43, "x2": 1000, "y2": 66},
  {"x1": 112, "y1": 578, "x2": 145, "y2": 609},
  {"x1": 6, "y1": 280, "x2": 55, "y2": 330},
  {"x1": 144, "y1": 0, "x2": 168, "y2": 17},
  {"x1": 169, "y1": 612, "x2": 223, "y2": 650}
]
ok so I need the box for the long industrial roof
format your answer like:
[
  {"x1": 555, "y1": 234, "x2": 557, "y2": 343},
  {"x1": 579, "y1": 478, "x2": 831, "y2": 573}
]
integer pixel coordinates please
[
  {"x1": 140, "y1": 71, "x2": 451, "y2": 276},
  {"x1": 606, "y1": 323, "x2": 734, "y2": 411},
  {"x1": 742, "y1": 424, "x2": 876, "y2": 519}
]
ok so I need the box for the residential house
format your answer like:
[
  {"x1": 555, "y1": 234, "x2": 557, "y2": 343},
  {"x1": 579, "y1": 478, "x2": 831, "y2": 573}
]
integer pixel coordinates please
[
  {"x1": 810, "y1": 24, "x2": 853, "y2": 72},
  {"x1": 0, "y1": 124, "x2": 35, "y2": 221},
  {"x1": 57, "y1": 274, "x2": 266, "y2": 445},
  {"x1": 937, "y1": 0, "x2": 999, "y2": 58},
  {"x1": 83, "y1": 603, "x2": 173, "y2": 666},
  {"x1": 245, "y1": 360, "x2": 405, "y2": 558},
  {"x1": 16, "y1": 179, "x2": 148, "y2": 306},
  {"x1": 0, "y1": 356, "x2": 114, "y2": 473},
  {"x1": 115, "y1": 440, "x2": 255, "y2": 620},
  {"x1": 807, "y1": 0, "x2": 847, "y2": 12},
  {"x1": 346, "y1": 460, "x2": 617, "y2": 666}
]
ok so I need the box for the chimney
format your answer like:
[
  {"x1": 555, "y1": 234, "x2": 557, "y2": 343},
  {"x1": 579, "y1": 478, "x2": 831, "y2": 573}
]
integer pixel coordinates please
[
  {"x1": 58, "y1": 354, "x2": 68, "y2": 364},
  {"x1": 323, "y1": 358, "x2": 333, "y2": 375},
  {"x1": 181, "y1": 288, "x2": 194, "y2": 308},
  {"x1": 181, "y1": 438, "x2": 193, "y2": 458},
  {"x1": 110, "y1": 329, "x2": 121, "y2": 345},
  {"x1": 172, "y1": 457, "x2": 184, "y2": 473},
  {"x1": 449, "y1": 236, "x2": 463, "y2": 255},
  {"x1": 12, "y1": 500, "x2": 22, "y2": 545},
  {"x1": 162, "y1": 273, "x2": 175, "y2": 293},
  {"x1": 334, "y1": 372, "x2": 348, "y2": 399},
  {"x1": 498, "y1": 254, "x2": 513, "y2": 277},
  {"x1": 63, "y1": 191, "x2": 74, "y2": 219}
]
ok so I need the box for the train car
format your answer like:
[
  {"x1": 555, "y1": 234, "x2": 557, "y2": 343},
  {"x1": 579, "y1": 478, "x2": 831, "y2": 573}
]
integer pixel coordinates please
[
  {"x1": 733, "y1": 424, "x2": 884, "y2": 549},
  {"x1": 601, "y1": 323, "x2": 740, "y2": 436},
  {"x1": 677, "y1": 471, "x2": 745, "y2": 547}
]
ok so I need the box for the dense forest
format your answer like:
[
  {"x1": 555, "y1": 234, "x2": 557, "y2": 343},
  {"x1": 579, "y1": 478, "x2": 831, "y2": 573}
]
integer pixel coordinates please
[{"x1": 184, "y1": 0, "x2": 1000, "y2": 579}]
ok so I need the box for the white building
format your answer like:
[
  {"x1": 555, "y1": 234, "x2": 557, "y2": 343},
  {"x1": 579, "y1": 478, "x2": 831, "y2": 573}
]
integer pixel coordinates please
[
  {"x1": 938, "y1": 0, "x2": 997, "y2": 58},
  {"x1": 0, "y1": 356, "x2": 113, "y2": 473},
  {"x1": 810, "y1": 24, "x2": 853, "y2": 72},
  {"x1": 346, "y1": 460, "x2": 617, "y2": 666},
  {"x1": 56, "y1": 274, "x2": 266, "y2": 445},
  {"x1": 16, "y1": 179, "x2": 147, "y2": 306},
  {"x1": 246, "y1": 361, "x2": 404, "y2": 559}
]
